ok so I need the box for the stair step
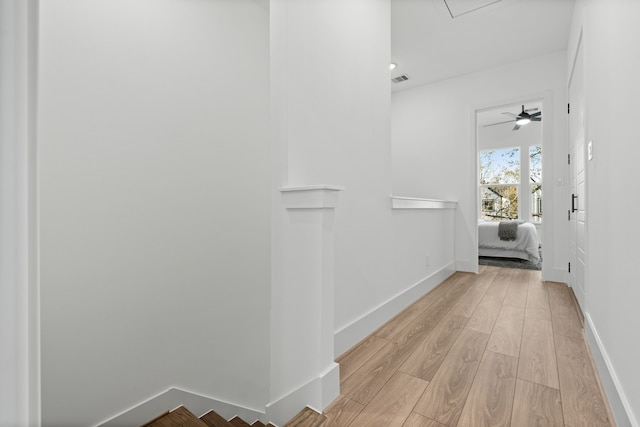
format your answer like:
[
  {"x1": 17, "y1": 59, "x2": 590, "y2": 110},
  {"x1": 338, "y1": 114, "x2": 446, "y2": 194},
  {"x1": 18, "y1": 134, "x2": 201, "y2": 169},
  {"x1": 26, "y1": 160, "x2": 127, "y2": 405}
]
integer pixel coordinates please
[
  {"x1": 199, "y1": 410, "x2": 234, "y2": 427},
  {"x1": 229, "y1": 416, "x2": 252, "y2": 427},
  {"x1": 150, "y1": 404, "x2": 319, "y2": 427},
  {"x1": 143, "y1": 406, "x2": 209, "y2": 427},
  {"x1": 283, "y1": 407, "x2": 326, "y2": 427}
]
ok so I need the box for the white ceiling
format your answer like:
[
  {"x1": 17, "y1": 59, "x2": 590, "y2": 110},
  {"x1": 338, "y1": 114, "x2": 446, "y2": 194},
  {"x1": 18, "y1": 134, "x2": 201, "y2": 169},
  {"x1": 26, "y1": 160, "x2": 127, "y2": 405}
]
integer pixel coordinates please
[{"x1": 391, "y1": 0, "x2": 576, "y2": 91}]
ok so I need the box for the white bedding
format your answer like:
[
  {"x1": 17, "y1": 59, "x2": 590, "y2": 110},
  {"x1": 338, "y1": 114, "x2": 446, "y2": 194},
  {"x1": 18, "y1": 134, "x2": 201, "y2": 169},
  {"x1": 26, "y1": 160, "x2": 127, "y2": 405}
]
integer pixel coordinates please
[{"x1": 478, "y1": 221, "x2": 541, "y2": 263}]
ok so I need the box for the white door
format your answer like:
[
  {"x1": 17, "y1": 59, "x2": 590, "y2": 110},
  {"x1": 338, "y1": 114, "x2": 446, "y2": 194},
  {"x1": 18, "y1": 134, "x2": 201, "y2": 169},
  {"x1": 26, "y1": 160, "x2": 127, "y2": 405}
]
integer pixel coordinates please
[{"x1": 568, "y1": 35, "x2": 587, "y2": 313}]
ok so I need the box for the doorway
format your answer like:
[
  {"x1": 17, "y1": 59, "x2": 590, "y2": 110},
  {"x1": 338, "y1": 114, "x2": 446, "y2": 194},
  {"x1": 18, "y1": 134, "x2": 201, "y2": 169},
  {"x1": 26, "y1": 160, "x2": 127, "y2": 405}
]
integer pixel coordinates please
[{"x1": 475, "y1": 98, "x2": 547, "y2": 273}]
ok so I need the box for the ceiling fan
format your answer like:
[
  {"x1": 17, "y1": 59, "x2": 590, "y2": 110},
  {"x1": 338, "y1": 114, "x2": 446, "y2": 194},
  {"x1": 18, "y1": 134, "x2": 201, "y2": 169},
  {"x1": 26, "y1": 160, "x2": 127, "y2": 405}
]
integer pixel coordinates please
[{"x1": 484, "y1": 105, "x2": 542, "y2": 131}]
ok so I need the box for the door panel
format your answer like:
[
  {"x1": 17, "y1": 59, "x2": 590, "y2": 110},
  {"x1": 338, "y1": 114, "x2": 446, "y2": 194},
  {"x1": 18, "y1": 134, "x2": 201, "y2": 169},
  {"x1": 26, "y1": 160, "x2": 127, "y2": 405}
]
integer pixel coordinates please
[{"x1": 569, "y1": 35, "x2": 587, "y2": 314}]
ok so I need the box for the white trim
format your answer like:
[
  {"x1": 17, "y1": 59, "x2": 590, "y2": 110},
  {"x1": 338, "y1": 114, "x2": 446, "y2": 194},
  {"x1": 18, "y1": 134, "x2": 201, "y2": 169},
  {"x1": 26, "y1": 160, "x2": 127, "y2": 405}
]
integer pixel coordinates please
[
  {"x1": 279, "y1": 184, "x2": 345, "y2": 192},
  {"x1": 471, "y1": 91, "x2": 554, "y2": 278},
  {"x1": 469, "y1": 105, "x2": 480, "y2": 271},
  {"x1": 543, "y1": 267, "x2": 567, "y2": 284},
  {"x1": 585, "y1": 314, "x2": 638, "y2": 427},
  {"x1": 567, "y1": 27, "x2": 588, "y2": 313},
  {"x1": 334, "y1": 262, "x2": 456, "y2": 357},
  {"x1": 279, "y1": 185, "x2": 344, "y2": 209},
  {"x1": 0, "y1": 1, "x2": 40, "y2": 426},
  {"x1": 391, "y1": 196, "x2": 457, "y2": 210},
  {"x1": 455, "y1": 260, "x2": 477, "y2": 274},
  {"x1": 96, "y1": 387, "x2": 266, "y2": 427},
  {"x1": 320, "y1": 363, "x2": 340, "y2": 411},
  {"x1": 265, "y1": 363, "x2": 340, "y2": 427}
]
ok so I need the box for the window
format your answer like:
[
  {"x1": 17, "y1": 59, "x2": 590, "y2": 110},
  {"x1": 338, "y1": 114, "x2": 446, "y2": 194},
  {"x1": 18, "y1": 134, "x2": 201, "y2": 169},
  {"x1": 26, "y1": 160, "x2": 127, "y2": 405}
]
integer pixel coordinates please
[
  {"x1": 480, "y1": 148, "x2": 520, "y2": 220},
  {"x1": 530, "y1": 145, "x2": 542, "y2": 222},
  {"x1": 479, "y1": 145, "x2": 543, "y2": 222}
]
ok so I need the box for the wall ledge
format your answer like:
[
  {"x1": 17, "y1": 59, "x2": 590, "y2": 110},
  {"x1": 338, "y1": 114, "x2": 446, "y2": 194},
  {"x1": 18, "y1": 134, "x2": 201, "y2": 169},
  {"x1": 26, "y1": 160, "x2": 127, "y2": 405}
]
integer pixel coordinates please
[
  {"x1": 280, "y1": 185, "x2": 345, "y2": 209},
  {"x1": 391, "y1": 196, "x2": 457, "y2": 210}
]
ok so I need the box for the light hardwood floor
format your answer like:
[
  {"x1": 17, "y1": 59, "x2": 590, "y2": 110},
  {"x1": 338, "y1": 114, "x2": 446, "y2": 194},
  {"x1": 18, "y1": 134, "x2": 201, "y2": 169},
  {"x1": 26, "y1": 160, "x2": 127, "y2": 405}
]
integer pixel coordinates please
[{"x1": 327, "y1": 266, "x2": 614, "y2": 427}]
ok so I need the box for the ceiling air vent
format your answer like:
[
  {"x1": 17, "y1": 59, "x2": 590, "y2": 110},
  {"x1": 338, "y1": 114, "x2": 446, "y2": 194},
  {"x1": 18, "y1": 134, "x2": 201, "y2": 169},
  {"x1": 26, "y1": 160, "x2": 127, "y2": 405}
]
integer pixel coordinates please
[{"x1": 391, "y1": 74, "x2": 410, "y2": 84}]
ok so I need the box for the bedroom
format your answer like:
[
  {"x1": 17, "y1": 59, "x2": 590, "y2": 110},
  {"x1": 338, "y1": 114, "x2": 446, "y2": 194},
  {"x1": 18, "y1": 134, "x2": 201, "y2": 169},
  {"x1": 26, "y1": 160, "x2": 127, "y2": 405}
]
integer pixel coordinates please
[{"x1": 477, "y1": 101, "x2": 544, "y2": 270}]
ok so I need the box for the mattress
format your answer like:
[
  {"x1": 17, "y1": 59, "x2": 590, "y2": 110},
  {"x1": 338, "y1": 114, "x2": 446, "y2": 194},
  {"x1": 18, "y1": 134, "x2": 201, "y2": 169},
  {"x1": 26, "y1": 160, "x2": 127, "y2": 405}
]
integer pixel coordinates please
[{"x1": 478, "y1": 221, "x2": 541, "y2": 263}]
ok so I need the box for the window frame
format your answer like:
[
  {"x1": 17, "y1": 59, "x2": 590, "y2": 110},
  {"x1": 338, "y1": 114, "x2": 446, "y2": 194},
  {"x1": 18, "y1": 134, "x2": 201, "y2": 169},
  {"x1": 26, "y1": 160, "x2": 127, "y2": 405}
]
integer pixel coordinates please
[
  {"x1": 479, "y1": 147, "x2": 522, "y2": 221},
  {"x1": 479, "y1": 145, "x2": 543, "y2": 223},
  {"x1": 529, "y1": 145, "x2": 543, "y2": 223}
]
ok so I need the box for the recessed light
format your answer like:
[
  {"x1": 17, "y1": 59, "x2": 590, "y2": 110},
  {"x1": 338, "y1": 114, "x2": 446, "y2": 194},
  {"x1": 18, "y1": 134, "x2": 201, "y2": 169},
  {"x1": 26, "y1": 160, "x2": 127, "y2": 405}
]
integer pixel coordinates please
[{"x1": 389, "y1": 63, "x2": 397, "y2": 70}]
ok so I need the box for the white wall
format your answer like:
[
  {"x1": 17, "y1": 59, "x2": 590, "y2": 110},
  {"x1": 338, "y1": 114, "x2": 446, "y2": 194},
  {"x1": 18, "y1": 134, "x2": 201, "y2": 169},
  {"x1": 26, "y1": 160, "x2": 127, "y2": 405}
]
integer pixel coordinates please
[
  {"x1": 37, "y1": 1, "x2": 473, "y2": 424},
  {"x1": 267, "y1": 0, "x2": 457, "y2": 364},
  {"x1": 270, "y1": 1, "x2": 365, "y2": 415},
  {"x1": 38, "y1": 1, "x2": 271, "y2": 426},
  {"x1": 568, "y1": 1, "x2": 640, "y2": 425},
  {"x1": 267, "y1": 0, "x2": 398, "y2": 350},
  {"x1": 0, "y1": 1, "x2": 39, "y2": 426},
  {"x1": 391, "y1": 209, "x2": 455, "y2": 292},
  {"x1": 391, "y1": 51, "x2": 568, "y2": 279}
]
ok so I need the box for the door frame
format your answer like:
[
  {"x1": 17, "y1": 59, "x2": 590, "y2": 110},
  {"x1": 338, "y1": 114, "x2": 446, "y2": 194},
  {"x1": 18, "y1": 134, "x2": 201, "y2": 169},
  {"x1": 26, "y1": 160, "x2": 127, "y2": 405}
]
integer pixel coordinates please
[
  {"x1": 470, "y1": 90, "x2": 554, "y2": 280},
  {"x1": 567, "y1": 28, "x2": 588, "y2": 314},
  {"x1": 0, "y1": 0, "x2": 40, "y2": 425}
]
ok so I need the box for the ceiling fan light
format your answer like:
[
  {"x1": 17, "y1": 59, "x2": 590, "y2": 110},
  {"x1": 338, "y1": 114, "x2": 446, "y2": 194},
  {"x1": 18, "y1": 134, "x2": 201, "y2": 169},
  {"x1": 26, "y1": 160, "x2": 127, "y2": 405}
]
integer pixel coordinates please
[{"x1": 516, "y1": 117, "x2": 531, "y2": 125}]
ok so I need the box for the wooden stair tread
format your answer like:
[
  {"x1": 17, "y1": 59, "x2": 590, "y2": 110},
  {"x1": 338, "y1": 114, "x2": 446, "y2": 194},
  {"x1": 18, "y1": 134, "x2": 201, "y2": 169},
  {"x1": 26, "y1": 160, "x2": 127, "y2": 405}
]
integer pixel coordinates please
[
  {"x1": 283, "y1": 407, "x2": 326, "y2": 427},
  {"x1": 143, "y1": 406, "x2": 209, "y2": 427},
  {"x1": 229, "y1": 416, "x2": 252, "y2": 427},
  {"x1": 150, "y1": 405, "x2": 316, "y2": 427},
  {"x1": 199, "y1": 410, "x2": 234, "y2": 427}
]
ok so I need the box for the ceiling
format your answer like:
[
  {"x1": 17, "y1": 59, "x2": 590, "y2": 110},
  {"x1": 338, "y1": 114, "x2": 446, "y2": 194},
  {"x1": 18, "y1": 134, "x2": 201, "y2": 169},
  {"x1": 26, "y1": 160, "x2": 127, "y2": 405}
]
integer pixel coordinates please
[{"x1": 391, "y1": 0, "x2": 576, "y2": 91}]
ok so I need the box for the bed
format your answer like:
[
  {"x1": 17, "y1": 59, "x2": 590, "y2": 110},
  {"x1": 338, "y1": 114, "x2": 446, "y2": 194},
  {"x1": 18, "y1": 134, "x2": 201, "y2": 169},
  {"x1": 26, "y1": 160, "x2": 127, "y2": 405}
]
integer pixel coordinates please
[{"x1": 478, "y1": 220, "x2": 541, "y2": 264}]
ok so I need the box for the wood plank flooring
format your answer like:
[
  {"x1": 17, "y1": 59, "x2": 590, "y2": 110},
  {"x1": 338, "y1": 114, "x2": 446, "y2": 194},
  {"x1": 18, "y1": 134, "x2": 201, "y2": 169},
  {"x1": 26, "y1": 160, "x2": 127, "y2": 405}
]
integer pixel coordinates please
[{"x1": 329, "y1": 267, "x2": 614, "y2": 427}]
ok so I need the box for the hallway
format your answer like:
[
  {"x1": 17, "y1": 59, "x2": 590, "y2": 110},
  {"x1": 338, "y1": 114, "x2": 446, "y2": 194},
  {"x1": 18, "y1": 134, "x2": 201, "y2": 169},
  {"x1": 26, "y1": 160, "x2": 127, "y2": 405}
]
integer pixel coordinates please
[{"x1": 326, "y1": 266, "x2": 613, "y2": 427}]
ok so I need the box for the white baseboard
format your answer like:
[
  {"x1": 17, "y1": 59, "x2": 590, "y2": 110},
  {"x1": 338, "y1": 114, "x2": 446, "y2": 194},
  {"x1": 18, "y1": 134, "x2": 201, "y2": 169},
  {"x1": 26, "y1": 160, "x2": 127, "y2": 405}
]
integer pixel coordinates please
[
  {"x1": 584, "y1": 314, "x2": 637, "y2": 427},
  {"x1": 543, "y1": 266, "x2": 567, "y2": 283},
  {"x1": 455, "y1": 260, "x2": 477, "y2": 273},
  {"x1": 333, "y1": 262, "x2": 456, "y2": 357},
  {"x1": 96, "y1": 364, "x2": 340, "y2": 427},
  {"x1": 265, "y1": 362, "x2": 340, "y2": 426},
  {"x1": 96, "y1": 387, "x2": 265, "y2": 427}
]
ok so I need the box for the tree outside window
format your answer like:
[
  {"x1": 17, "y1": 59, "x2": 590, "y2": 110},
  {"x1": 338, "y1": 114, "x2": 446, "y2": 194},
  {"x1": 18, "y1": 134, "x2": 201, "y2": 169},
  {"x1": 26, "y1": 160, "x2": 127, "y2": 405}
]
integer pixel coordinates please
[
  {"x1": 480, "y1": 148, "x2": 520, "y2": 220},
  {"x1": 479, "y1": 146, "x2": 543, "y2": 222},
  {"x1": 530, "y1": 145, "x2": 542, "y2": 222}
]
